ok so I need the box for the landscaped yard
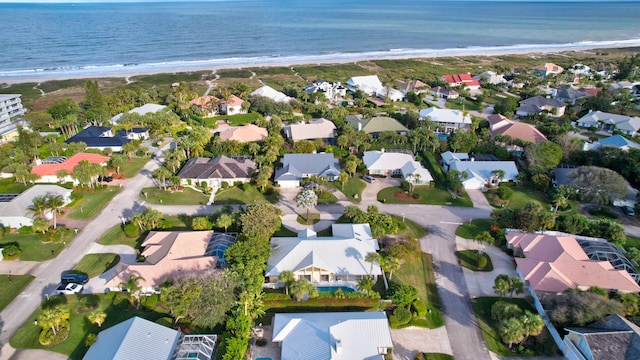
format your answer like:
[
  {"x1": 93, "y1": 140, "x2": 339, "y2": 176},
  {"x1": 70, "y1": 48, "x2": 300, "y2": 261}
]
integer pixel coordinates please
[
  {"x1": 141, "y1": 187, "x2": 209, "y2": 205},
  {"x1": 98, "y1": 216, "x2": 195, "y2": 249},
  {"x1": 11, "y1": 293, "x2": 170, "y2": 360},
  {"x1": 0, "y1": 233, "x2": 72, "y2": 261},
  {"x1": 392, "y1": 215, "x2": 428, "y2": 239},
  {"x1": 0, "y1": 275, "x2": 34, "y2": 312},
  {"x1": 456, "y1": 250, "x2": 494, "y2": 272},
  {"x1": 72, "y1": 253, "x2": 121, "y2": 278},
  {"x1": 393, "y1": 253, "x2": 444, "y2": 328},
  {"x1": 297, "y1": 213, "x2": 320, "y2": 225},
  {"x1": 120, "y1": 156, "x2": 150, "y2": 179},
  {"x1": 66, "y1": 186, "x2": 121, "y2": 220},
  {"x1": 0, "y1": 177, "x2": 32, "y2": 193},
  {"x1": 377, "y1": 185, "x2": 473, "y2": 207},
  {"x1": 455, "y1": 219, "x2": 493, "y2": 239},
  {"x1": 259, "y1": 296, "x2": 379, "y2": 325},
  {"x1": 213, "y1": 185, "x2": 278, "y2": 204},
  {"x1": 329, "y1": 178, "x2": 366, "y2": 203},
  {"x1": 201, "y1": 112, "x2": 263, "y2": 127},
  {"x1": 484, "y1": 184, "x2": 550, "y2": 209},
  {"x1": 472, "y1": 297, "x2": 555, "y2": 356},
  {"x1": 444, "y1": 98, "x2": 483, "y2": 111}
]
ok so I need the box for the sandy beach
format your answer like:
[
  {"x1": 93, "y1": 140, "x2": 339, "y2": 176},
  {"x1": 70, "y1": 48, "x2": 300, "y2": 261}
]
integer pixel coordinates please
[{"x1": 2, "y1": 40, "x2": 640, "y2": 85}]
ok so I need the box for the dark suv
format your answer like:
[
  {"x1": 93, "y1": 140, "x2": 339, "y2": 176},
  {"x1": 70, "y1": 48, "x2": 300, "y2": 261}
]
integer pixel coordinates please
[{"x1": 61, "y1": 272, "x2": 89, "y2": 285}]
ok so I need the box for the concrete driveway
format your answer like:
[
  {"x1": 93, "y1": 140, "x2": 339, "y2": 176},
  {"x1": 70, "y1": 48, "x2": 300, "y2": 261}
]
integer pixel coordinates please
[
  {"x1": 82, "y1": 244, "x2": 138, "y2": 294},
  {"x1": 361, "y1": 177, "x2": 400, "y2": 203},
  {"x1": 466, "y1": 189, "x2": 493, "y2": 211}
]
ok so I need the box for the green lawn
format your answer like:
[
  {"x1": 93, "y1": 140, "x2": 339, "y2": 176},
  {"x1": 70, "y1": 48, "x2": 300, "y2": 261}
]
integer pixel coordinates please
[
  {"x1": 485, "y1": 184, "x2": 550, "y2": 209},
  {"x1": 72, "y1": 253, "x2": 120, "y2": 278},
  {"x1": 272, "y1": 224, "x2": 298, "y2": 237},
  {"x1": 0, "y1": 177, "x2": 32, "y2": 193},
  {"x1": 317, "y1": 192, "x2": 338, "y2": 204},
  {"x1": 473, "y1": 297, "x2": 555, "y2": 356},
  {"x1": 0, "y1": 275, "x2": 34, "y2": 312},
  {"x1": 392, "y1": 215, "x2": 428, "y2": 239},
  {"x1": 120, "y1": 157, "x2": 150, "y2": 179},
  {"x1": 444, "y1": 98, "x2": 483, "y2": 111},
  {"x1": 393, "y1": 253, "x2": 444, "y2": 328},
  {"x1": 329, "y1": 178, "x2": 366, "y2": 203},
  {"x1": 98, "y1": 216, "x2": 198, "y2": 249},
  {"x1": 11, "y1": 293, "x2": 170, "y2": 360},
  {"x1": 626, "y1": 235, "x2": 640, "y2": 248},
  {"x1": 0, "y1": 233, "x2": 71, "y2": 261},
  {"x1": 455, "y1": 219, "x2": 493, "y2": 239},
  {"x1": 213, "y1": 186, "x2": 278, "y2": 204},
  {"x1": 377, "y1": 186, "x2": 473, "y2": 207},
  {"x1": 456, "y1": 250, "x2": 494, "y2": 272},
  {"x1": 142, "y1": 187, "x2": 209, "y2": 205},
  {"x1": 66, "y1": 186, "x2": 121, "y2": 220},
  {"x1": 201, "y1": 112, "x2": 263, "y2": 127},
  {"x1": 423, "y1": 354, "x2": 454, "y2": 360},
  {"x1": 297, "y1": 213, "x2": 320, "y2": 225}
]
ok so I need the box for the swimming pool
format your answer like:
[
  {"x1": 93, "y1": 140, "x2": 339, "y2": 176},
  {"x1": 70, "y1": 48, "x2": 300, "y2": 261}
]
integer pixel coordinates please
[{"x1": 317, "y1": 286, "x2": 355, "y2": 293}]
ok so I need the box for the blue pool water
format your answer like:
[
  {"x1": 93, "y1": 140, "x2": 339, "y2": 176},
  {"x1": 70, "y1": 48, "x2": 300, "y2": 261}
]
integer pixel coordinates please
[
  {"x1": 317, "y1": 286, "x2": 355, "y2": 293},
  {"x1": 255, "y1": 358, "x2": 272, "y2": 360}
]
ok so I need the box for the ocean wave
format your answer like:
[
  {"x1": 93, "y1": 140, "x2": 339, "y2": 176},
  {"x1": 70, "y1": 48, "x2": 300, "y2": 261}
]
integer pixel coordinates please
[{"x1": 3, "y1": 38, "x2": 640, "y2": 80}]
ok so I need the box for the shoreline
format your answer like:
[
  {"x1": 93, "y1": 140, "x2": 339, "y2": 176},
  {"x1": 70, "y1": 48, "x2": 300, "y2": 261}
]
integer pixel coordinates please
[{"x1": 2, "y1": 40, "x2": 640, "y2": 85}]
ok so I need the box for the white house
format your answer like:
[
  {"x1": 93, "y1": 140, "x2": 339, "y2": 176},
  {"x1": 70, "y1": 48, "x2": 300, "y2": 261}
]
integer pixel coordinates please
[
  {"x1": 250, "y1": 85, "x2": 292, "y2": 103},
  {"x1": 265, "y1": 224, "x2": 381, "y2": 288},
  {"x1": 304, "y1": 80, "x2": 347, "y2": 101},
  {"x1": 0, "y1": 185, "x2": 72, "y2": 229},
  {"x1": 272, "y1": 312, "x2": 393, "y2": 360},
  {"x1": 448, "y1": 160, "x2": 519, "y2": 189},
  {"x1": 274, "y1": 153, "x2": 341, "y2": 188},
  {"x1": 419, "y1": 107, "x2": 472, "y2": 133},
  {"x1": 473, "y1": 71, "x2": 506, "y2": 85},
  {"x1": 346, "y1": 75, "x2": 384, "y2": 95},
  {"x1": 219, "y1": 94, "x2": 245, "y2": 115},
  {"x1": 283, "y1": 118, "x2": 337, "y2": 143},
  {"x1": 576, "y1": 110, "x2": 640, "y2": 136},
  {"x1": 363, "y1": 150, "x2": 433, "y2": 185}
]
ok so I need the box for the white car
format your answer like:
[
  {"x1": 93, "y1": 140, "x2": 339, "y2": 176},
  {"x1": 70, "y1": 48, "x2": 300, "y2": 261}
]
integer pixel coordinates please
[{"x1": 55, "y1": 282, "x2": 83, "y2": 295}]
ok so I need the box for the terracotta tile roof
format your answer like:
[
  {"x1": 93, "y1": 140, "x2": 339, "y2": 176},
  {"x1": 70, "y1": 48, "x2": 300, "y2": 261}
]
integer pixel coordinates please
[
  {"x1": 442, "y1": 73, "x2": 480, "y2": 87},
  {"x1": 220, "y1": 94, "x2": 244, "y2": 107},
  {"x1": 189, "y1": 95, "x2": 218, "y2": 108},
  {"x1": 31, "y1": 152, "x2": 109, "y2": 177},
  {"x1": 217, "y1": 124, "x2": 268, "y2": 142},
  {"x1": 507, "y1": 232, "x2": 640, "y2": 294},
  {"x1": 488, "y1": 114, "x2": 548, "y2": 144},
  {"x1": 534, "y1": 62, "x2": 564, "y2": 73}
]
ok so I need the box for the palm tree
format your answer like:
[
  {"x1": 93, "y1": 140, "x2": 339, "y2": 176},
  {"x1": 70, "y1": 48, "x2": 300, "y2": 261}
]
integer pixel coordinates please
[
  {"x1": 119, "y1": 275, "x2": 146, "y2": 309},
  {"x1": 499, "y1": 317, "x2": 525, "y2": 349},
  {"x1": 365, "y1": 252, "x2": 380, "y2": 276},
  {"x1": 279, "y1": 271, "x2": 295, "y2": 295},
  {"x1": 552, "y1": 194, "x2": 568, "y2": 215},
  {"x1": 38, "y1": 305, "x2": 69, "y2": 336},
  {"x1": 508, "y1": 276, "x2": 524, "y2": 299},
  {"x1": 493, "y1": 274, "x2": 510, "y2": 300},
  {"x1": 45, "y1": 194, "x2": 66, "y2": 229},
  {"x1": 519, "y1": 311, "x2": 544, "y2": 342},
  {"x1": 28, "y1": 196, "x2": 48, "y2": 219},
  {"x1": 87, "y1": 310, "x2": 107, "y2": 328},
  {"x1": 491, "y1": 169, "x2": 506, "y2": 186},
  {"x1": 405, "y1": 173, "x2": 415, "y2": 194},
  {"x1": 338, "y1": 171, "x2": 349, "y2": 191},
  {"x1": 381, "y1": 255, "x2": 401, "y2": 281}
]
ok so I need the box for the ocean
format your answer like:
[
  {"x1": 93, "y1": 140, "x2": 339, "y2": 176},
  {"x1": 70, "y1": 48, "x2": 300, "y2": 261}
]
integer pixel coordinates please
[{"x1": 1, "y1": 0, "x2": 640, "y2": 79}]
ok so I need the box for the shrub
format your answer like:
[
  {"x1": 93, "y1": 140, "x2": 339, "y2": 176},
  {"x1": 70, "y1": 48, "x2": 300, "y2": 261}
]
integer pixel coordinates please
[
  {"x1": 412, "y1": 193, "x2": 421, "y2": 200},
  {"x1": 156, "y1": 219, "x2": 173, "y2": 230},
  {"x1": 401, "y1": 181, "x2": 411, "y2": 191},
  {"x1": 85, "y1": 333, "x2": 97, "y2": 347},
  {"x1": 123, "y1": 223, "x2": 140, "y2": 238},
  {"x1": 191, "y1": 216, "x2": 211, "y2": 230},
  {"x1": 18, "y1": 226, "x2": 34, "y2": 234},
  {"x1": 155, "y1": 317, "x2": 174, "y2": 327},
  {"x1": 220, "y1": 182, "x2": 229, "y2": 189},
  {"x1": 413, "y1": 300, "x2": 427, "y2": 317},
  {"x1": 242, "y1": 183, "x2": 251, "y2": 191},
  {"x1": 38, "y1": 320, "x2": 70, "y2": 346},
  {"x1": 414, "y1": 353, "x2": 425, "y2": 360},
  {"x1": 2, "y1": 244, "x2": 20, "y2": 258},
  {"x1": 263, "y1": 293, "x2": 291, "y2": 301},
  {"x1": 388, "y1": 315, "x2": 399, "y2": 328},
  {"x1": 388, "y1": 283, "x2": 419, "y2": 307},
  {"x1": 477, "y1": 255, "x2": 488, "y2": 269},
  {"x1": 142, "y1": 294, "x2": 159, "y2": 310},
  {"x1": 496, "y1": 187, "x2": 514, "y2": 200},
  {"x1": 318, "y1": 191, "x2": 332, "y2": 200},
  {"x1": 393, "y1": 306, "x2": 412, "y2": 325}
]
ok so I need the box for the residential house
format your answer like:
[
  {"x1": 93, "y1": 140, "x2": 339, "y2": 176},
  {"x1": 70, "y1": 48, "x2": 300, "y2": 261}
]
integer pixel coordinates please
[
  {"x1": 83, "y1": 316, "x2": 217, "y2": 360},
  {"x1": 583, "y1": 134, "x2": 640, "y2": 151},
  {"x1": 448, "y1": 159, "x2": 519, "y2": 189},
  {"x1": 250, "y1": 85, "x2": 292, "y2": 103},
  {"x1": 304, "y1": 80, "x2": 347, "y2": 101},
  {"x1": 216, "y1": 123, "x2": 268, "y2": 143},
  {"x1": 563, "y1": 314, "x2": 640, "y2": 360},
  {"x1": 595, "y1": 62, "x2": 618, "y2": 78},
  {"x1": 440, "y1": 152, "x2": 470, "y2": 171},
  {"x1": 441, "y1": 73, "x2": 480, "y2": 89},
  {"x1": 0, "y1": 185, "x2": 72, "y2": 229},
  {"x1": 346, "y1": 75, "x2": 384, "y2": 95},
  {"x1": 346, "y1": 115, "x2": 408, "y2": 137},
  {"x1": 533, "y1": 62, "x2": 564, "y2": 76},
  {"x1": 569, "y1": 63, "x2": 591, "y2": 76},
  {"x1": 283, "y1": 118, "x2": 337, "y2": 143},
  {"x1": 272, "y1": 312, "x2": 393, "y2": 360},
  {"x1": 473, "y1": 71, "x2": 506, "y2": 85},
  {"x1": 363, "y1": 150, "x2": 433, "y2": 185},
  {"x1": 219, "y1": 94, "x2": 245, "y2": 115},
  {"x1": 576, "y1": 110, "x2": 640, "y2": 136},
  {"x1": 551, "y1": 166, "x2": 636, "y2": 207},
  {"x1": 610, "y1": 81, "x2": 634, "y2": 91},
  {"x1": 506, "y1": 232, "x2": 640, "y2": 294},
  {"x1": 274, "y1": 153, "x2": 340, "y2": 187},
  {"x1": 110, "y1": 103, "x2": 166, "y2": 124},
  {"x1": 419, "y1": 107, "x2": 472, "y2": 133},
  {"x1": 0, "y1": 94, "x2": 26, "y2": 142},
  {"x1": 430, "y1": 86, "x2": 459, "y2": 100},
  {"x1": 189, "y1": 96, "x2": 219, "y2": 117},
  {"x1": 177, "y1": 156, "x2": 255, "y2": 188},
  {"x1": 488, "y1": 114, "x2": 548, "y2": 151},
  {"x1": 552, "y1": 87, "x2": 592, "y2": 105},
  {"x1": 31, "y1": 152, "x2": 110, "y2": 184},
  {"x1": 65, "y1": 126, "x2": 150, "y2": 151},
  {"x1": 516, "y1": 96, "x2": 566, "y2": 117},
  {"x1": 265, "y1": 224, "x2": 381, "y2": 287},
  {"x1": 396, "y1": 79, "x2": 429, "y2": 94},
  {"x1": 104, "y1": 231, "x2": 234, "y2": 293}
]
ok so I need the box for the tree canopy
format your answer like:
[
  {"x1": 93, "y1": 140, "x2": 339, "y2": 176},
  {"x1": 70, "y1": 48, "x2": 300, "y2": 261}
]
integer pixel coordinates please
[{"x1": 569, "y1": 166, "x2": 629, "y2": 205}]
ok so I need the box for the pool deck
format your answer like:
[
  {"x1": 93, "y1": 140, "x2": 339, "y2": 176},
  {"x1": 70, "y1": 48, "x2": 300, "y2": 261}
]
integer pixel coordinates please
[{"x1": 250, "y1": 325, "x2": 281, "y2": 360}]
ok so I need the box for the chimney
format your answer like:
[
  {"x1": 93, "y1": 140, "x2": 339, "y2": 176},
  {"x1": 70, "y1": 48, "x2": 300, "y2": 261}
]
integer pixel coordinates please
[
  {"x1": 35, "y1": 158, "x2": 42, "y2": 166},
  {"x1": 335, "y1": 339, "x2": 343, "y2": 354},
  {"x1": 358, "y1": 122, "x2": 362, "y2": 131},
  {"x1": 381, "y1": 148, "x2": 385, "y2": 153},
  {"x1": 470, "y1": 157, "x2": 475, "y2": 162}
]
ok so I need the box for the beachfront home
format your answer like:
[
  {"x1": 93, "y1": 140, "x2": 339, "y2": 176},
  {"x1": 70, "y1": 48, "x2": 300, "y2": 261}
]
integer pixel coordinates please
[
  {"x1": 441, "y1": 73, "x2": 480, "y2": 89},
  {"x1": 177, "y1": 156, "x2": 255, "y2": 188},
  {"x1": 31, "y1": 152, "x2": 110, "y2": 184},
  {"x1": 265, "y1": 224, "x2": 381, "y2": 288},
  {"x1": 219, "y1": 94, "x2": 245, "y2": 115},
  {"x1": 396, "y1": 79, "x2": 429, "y2": 94},
  {"x1": 569, "y1": 63, "x2": 591, "y2": 77},
  {"x1": 346, "y1": 115, "x2": 408, "y2": 137},
  {"x1": 419, "y1": 107, "x2": 472, "y2": 133},
  {"x1": 65, "y1": 126, "x2": 149, "y2": 151},
  {"x1": 516, "y1": 96, "x2": 566, "y2": 118},
  {"x1": 215, "y1": 123, "x2": 267, "y2": 143},
  {"x1": 304, "y1": 80, "x2": 347, "y2": 101},
  {"x1": 363, "y1": 149, "x2": 433, "y2": 185},
  {"x1": 429, "y1": 86, "x2": 459, "y2": 100},
  {"x1": 583, "y1": 134, "x2": 640, "y2": 152},
  {"x1": 274, "y1": 153, "x2": 340, "y2": 188},
  {"x1": 0, "y1": 94, "x2": 26, "y2": 143},
  {"x1": 488, "y1": 114, "x2": 548, "y2": 151},
  {"x1": 506, "y1": 232, "x2": 640, "y2": 294},
  {"x1": 596, "y1": 62, "x2": 618, "y2": 78},
  {"x1": 104, "y1": 231, "x2": 236, "y2": 293},
  {"x1": 576, "y1": 110, "x2": 640, "y2": 136},
  {"x1": 532, "y1": 62, "x2": 564, "y2": 76},
  {"x1": 0, "y1": 185, "x2": 72, "y2": 229},
  {"x1": 83, "y1": 316, "x2": 217, "y2": 360},
  {"x1": 189, "y1": 96, "x2": 219, "y2": 117},
  {"x1": 250, "y1": 85, "x2": 292, "y2": 103},
  {"x1": 562, "y1": 314, "x2": 640, "y2": 360},
  {"x1": 346, "y1": 75, "x2": 384, "y2": 95},
  {"x1": 283, "y1": 118, "x2": 337, "y2": 143},
  {"x1": 110, "y1": 103, "x2": 167, "y2": 124},
  {"x1": 473, "y1": 71, "x2": 506, "y2": 85},
  {"x1": 272, "y1": 312, "x2": 393, "y2": 360}
]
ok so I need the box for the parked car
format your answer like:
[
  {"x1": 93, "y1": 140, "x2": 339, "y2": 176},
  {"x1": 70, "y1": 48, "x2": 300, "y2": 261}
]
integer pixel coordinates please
[
  {"x1": 98, "y1": 175, "x2": 113, "y2": 182},
  {"x1": 56, "y1": 282, "x2": 83, "y2": 295},
  {"x1": 362, "y1": 175, "x2": 376, "y2": 183},
  {"x1": 623, "y1": 205, "x2": 635, "y2": 216},
  {"x1": 61, "y1": 272, "x2": 89, "y2": 285},
  {"x1": 303, "y1": 182, "x2": 319, "y2": 189}
]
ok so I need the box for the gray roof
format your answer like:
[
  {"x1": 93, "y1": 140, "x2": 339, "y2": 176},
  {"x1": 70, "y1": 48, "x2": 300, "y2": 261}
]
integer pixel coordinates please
[
  {"x1": 275, "y1": 153, "x2": 341, "y2": 181},
  {"x1": 177, "y1": 156, "x2": 255, "y2": 180},
  {"x1": 83, "y1": 317, "x2": 180, "y2": 360},
  {"x1": 577, "y1": 111, "x2": 640, "y2": 133},
  {"x1": 565, "y1": 314, "x2": 640, "y2": 360},
  {"x1": 0, "y1": 185, "x2": 71, "y2": 218},
  {"x1": 517, "y1": 96, "x2": 565, "y2": 115},
  {"x1": 555, "y1": 87, "x2": 591, "y2": 101}
]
